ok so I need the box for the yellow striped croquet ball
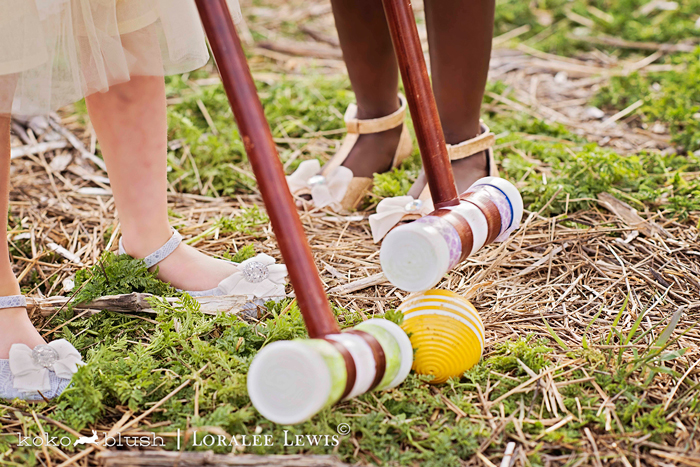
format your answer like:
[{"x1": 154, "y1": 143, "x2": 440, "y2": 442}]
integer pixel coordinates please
[{"x1": 398, "y1": 289, "x2": 484, "y2": 384}]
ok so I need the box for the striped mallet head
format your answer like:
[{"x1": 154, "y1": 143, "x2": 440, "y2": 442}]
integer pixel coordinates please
[
  {"x1": 246, "y1": 319, "x2": 413, "y2": 425},
  {"x1": 381, "y1": 177, "x2": 523, "y2": 292}
]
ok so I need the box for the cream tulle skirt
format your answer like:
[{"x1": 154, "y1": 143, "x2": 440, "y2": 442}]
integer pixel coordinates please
[{"x1": 0, "y1": 0, "x2": 242, "y2": 116}]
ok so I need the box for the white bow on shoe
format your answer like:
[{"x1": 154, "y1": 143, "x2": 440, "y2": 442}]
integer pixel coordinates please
[
  {"x1": 9, "y1": 339, "x2": 83, "y2": 393},
  {"x1": 217, "y1": 254, "x2": 288, "y2": 299},
  {"x1": 0, "y1": 337, "x2": 83, "y2": 401},
  {"x1": 369, "y1": 196, "x2": 433, "y2": 243},
  {"x1": 286, "y1": 159, "x2": 353, "y2": 211},
  {"x1": 0, "y1": 296, "x2": 83, "y2": 401}
]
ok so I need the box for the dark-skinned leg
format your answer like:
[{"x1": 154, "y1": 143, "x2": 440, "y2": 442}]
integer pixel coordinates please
[
  {"x1": 409, "y1": 0, "x2": 496, "y2": 196},
  {"x1": 329, "y1": 0, "x2": 404, "y2": 177}
]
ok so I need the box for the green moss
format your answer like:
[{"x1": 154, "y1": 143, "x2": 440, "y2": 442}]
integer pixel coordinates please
[
  {"x1": 223, "y1": 244, "x2": 257, "y2": 263},
  {"x1": 485, "y1": 106, "x2": 700, "y2": 219},
  {"x1": 19, "y1": 297, "x2": 494, "y2": 465},
  {"x1": 372, "y1": 167, "x2": 418, "y2": 200},
  {"x1": 632, "y1": 406, "x2": 676, "y2": 440},
  {"x1": 72, "y1": 252, "x2": 178, "y2": 306},
  {"x1": 486, "y1": 336, "x2": 553, "y2": 375}
]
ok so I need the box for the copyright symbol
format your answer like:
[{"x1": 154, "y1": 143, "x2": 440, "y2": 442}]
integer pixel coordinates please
[{"x1": 336, "y1": 423, "x2": 351, "y2": 435}]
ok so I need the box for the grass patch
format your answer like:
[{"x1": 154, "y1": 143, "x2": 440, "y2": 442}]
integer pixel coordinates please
[
  {"x1": 71, "y1": 252, "x2": 179, "y2": 306},
  {"x1": 168, "y1": 71, "x2": 700, "y2": 222},
  {"x1": 12, "y1": 14, "x2": 699, "y2": 464},
  {"x1": 480, "y1": 83, "x2": 700, "y2": 220},
  {"x1": 165, "y1": 74, "x2": 353, "y2": 196},
  {"x1": 494, "y1": 0, "x2": 700, "y2": 55},
  {"x1": 594, "y1": 48, "x2": 700, "y2": 152},
  {"x1": 4, "y1": 296, "x2": 689, "y2": 466}
]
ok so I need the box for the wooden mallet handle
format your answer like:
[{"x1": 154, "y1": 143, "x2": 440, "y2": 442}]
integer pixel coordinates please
[
  {"x1": 195, "y1": 0, "x2": 340, "y2": 338},
  {"x1": 381, "y1": 0, "x2": 459, "y2": 209}
]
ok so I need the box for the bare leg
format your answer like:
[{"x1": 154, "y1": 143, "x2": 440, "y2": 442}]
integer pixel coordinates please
[
  {"x1": 0, "y1": 117, "x2": 20, "y2": 296},
  {"x1": 0, "y1": 117, "x2": 16, "y2": 296},
  {"x1": 0, "y1": 75, "x2": 47, "y2": 358},
  {"x1": 409, "y1": 0, "x2": 496, "y2": 196},
  {"x1": 85, "y1": 76, "x2": 238, "y2": 291},
  {"x1": 427, "y1": 0, "x2": 494, "y2": 144},
  {"x1": 328, "y1": 0, "x2": 404, "y2": 177}
]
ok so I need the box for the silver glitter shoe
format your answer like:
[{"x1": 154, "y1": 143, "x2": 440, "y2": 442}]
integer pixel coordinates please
[
  {"x1": 0, "y1": 296, "x2": 83, "y2": 401},
  {"x1": 119, "y1": 230, "x2": 287, "y2": 299}
]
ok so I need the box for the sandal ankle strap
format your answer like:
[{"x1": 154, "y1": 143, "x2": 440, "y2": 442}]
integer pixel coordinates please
[
  {"x1": 118, "y1": 229, "x2": 182, "y2": 268},
  {"x1": 447, "y1": 122, "x2": 495, "y2": 161},
  {"x1": 0, "y1": 295, "x2": 26, "y2": 309},
  {"x1": 344, "y1": 94, "x2": 407, "y2": 135}
]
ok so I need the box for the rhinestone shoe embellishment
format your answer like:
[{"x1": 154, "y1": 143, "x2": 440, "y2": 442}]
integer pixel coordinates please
[
  {"x1": 31, "y1": 345, "x2": 59, "y2": 369},
  {"x1": 241, "y1": 261, "x2": 270, "y2": 283},
  {"x1": 307, "y1": 175, "x2": 327, "y2": 187},
  {"x1": 405, "y1": 199, "x2": 423, "y2": 212}
]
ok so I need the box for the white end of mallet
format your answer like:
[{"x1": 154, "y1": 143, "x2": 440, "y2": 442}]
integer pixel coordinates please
[
  {"x1": 380, "y1": 221, "x2": 450, "y2": 292},
  {"x1": 247, "y1": 340, "x2": 332, "y2": 425}
]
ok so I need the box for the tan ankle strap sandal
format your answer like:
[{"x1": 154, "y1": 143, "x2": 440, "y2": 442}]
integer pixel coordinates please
[
  {"x1": 447, "y1": 121, "x2": 497, "y2": 166},
  {"x1": 369, "y1": 121, "x2": 498, "y2": 242},
  {"x1": 287, "y1": 95, "x2": 413, "y2": 212}
]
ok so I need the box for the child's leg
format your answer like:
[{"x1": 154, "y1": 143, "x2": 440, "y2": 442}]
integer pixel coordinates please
[
  {"x1": 1, "y1": 110, "x2": 46, "y2": 358},
  {"x1": 0, "y1": 117, "x2": 18, "y2": 294},
  {"x1": 328, "y1": 0, "x2": 405, "y2": 177},
  {"x1": 0, "y1": 74, "x2": 17, "y2": 296},
  {"x1": 408, "y1": 0, "x2": 496, "y2": 195},
  {"x1": 84, "y1": 76, "x2": 238, "y2": 291},
  {"x1": 331, "y1": 0, "x2": 495, "y2": 193},
  {"x1": 426, "y1": 0, "x2": 494, "y2": 145}
]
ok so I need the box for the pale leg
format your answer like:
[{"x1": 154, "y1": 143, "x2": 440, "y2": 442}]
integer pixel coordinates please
[
  {"x1": 0, "y1": 75, "x2": 46, "y2": 358},
  {"x1": 84, "y1": 76, "x2": 239, "y2": 291}
]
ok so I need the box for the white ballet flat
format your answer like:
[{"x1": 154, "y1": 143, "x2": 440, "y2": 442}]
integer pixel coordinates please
[
  {"x1": 118, "y1": 230, "x2": 288, "y2": 299},
  {"x1": 0, "y1": 295, "x2": 83, "y2": 401}
]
